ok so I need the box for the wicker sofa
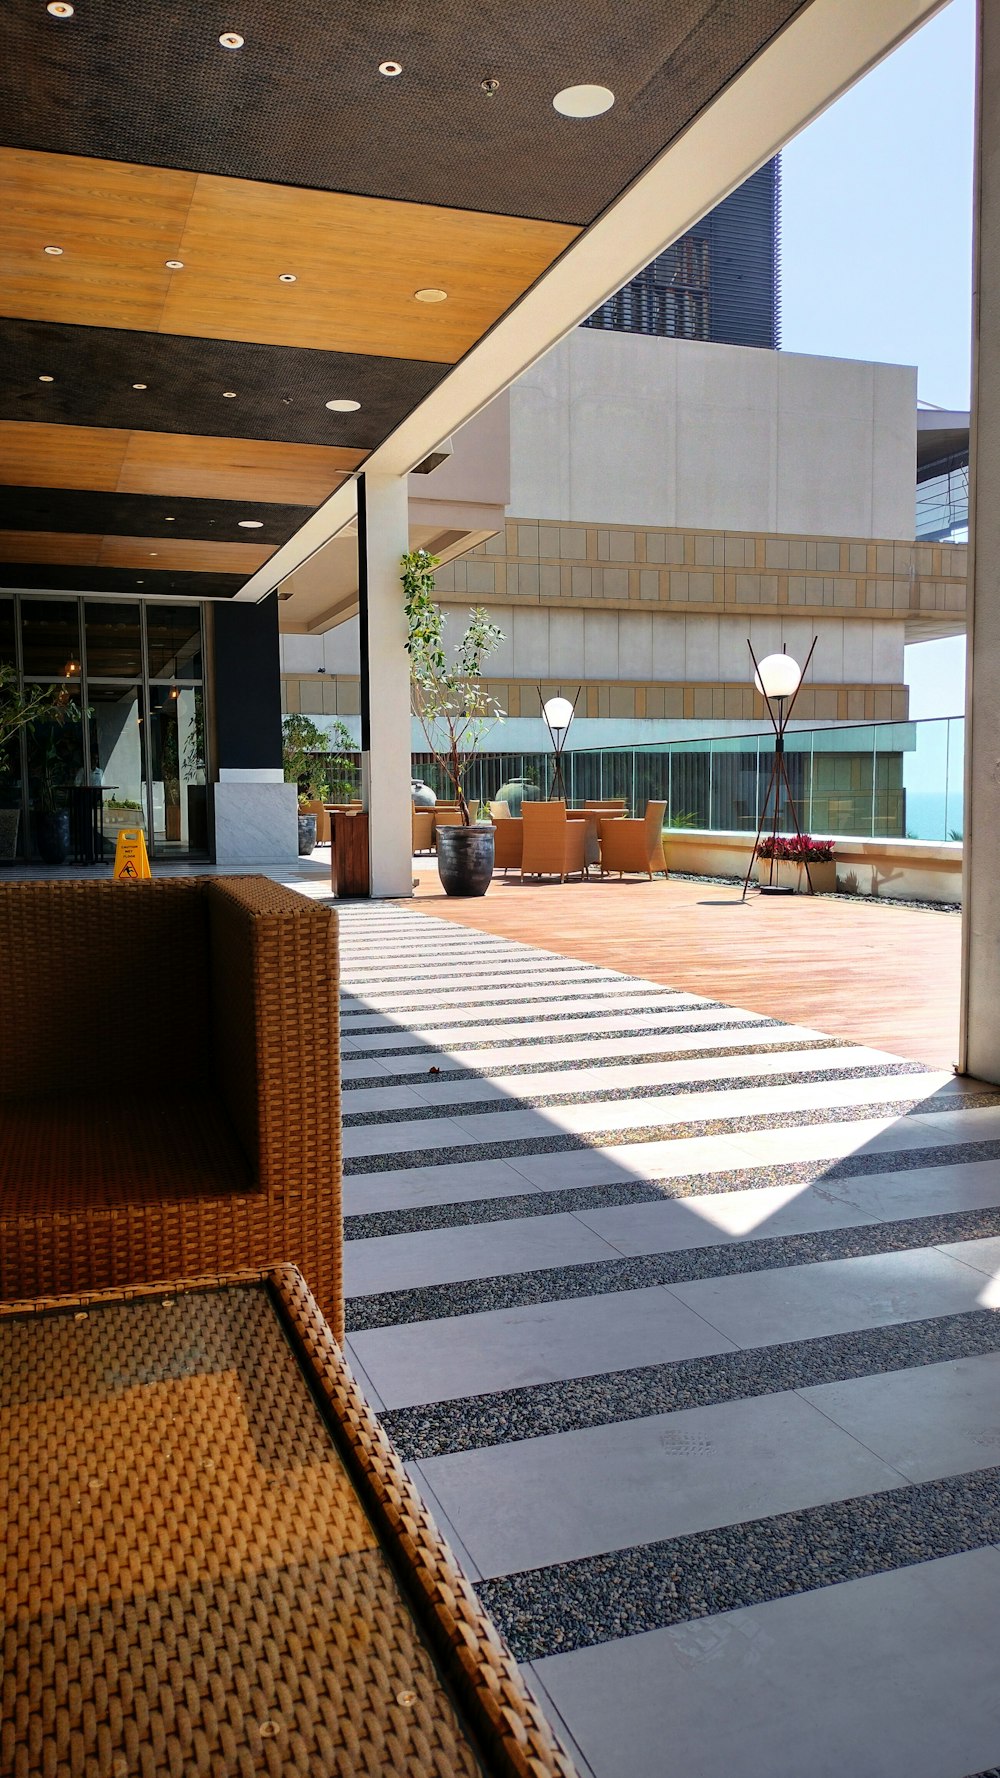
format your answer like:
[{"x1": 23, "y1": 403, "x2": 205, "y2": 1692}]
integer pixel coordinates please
[{"x1": 0, "y1": 876, "x2": 343, "y2": 1338}]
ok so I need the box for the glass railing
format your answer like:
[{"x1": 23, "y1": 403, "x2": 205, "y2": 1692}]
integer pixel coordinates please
[{"x1": 412, "y1": 714, "x2": 966, "y2": 843}]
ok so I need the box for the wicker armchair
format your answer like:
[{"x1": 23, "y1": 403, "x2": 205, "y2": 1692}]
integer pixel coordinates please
[
  {"x1": 412, "y1": 807, "x2": 435, "y2": 853},
  {"x1": 0, "y1": 877, "x2": 344, "y2": 1338},
  {"x1": 521, "y1": 801, "x2": 588, "y2": 881},
  {"x1": 492, "y1": 817, "x2": 523, "y2": 872},
  {"x1": 600, "y1": 800, "x2": 668, "y2": 878}
]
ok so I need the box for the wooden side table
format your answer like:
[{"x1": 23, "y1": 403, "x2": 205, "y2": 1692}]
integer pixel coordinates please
[
  {"x1": 1, "y1": 1267, "x2": 575, "y2": 1778},
  {"x1": 327, "y1": 807, "x2": 370, "y2": 897}
]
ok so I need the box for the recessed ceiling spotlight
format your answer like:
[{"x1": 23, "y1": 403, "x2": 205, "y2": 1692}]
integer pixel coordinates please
[
  {"x1": 47, "y1": 2, "x2": 74, "y2": 16},
  {"x1": 552, "y1": 84, "x2": 615, "y2": 117},
  {"x1": 164, "y1": 259, "x2": 184, "y2": 270},
  {"x1": 132, "y1": 382, "x2": 147, "y2": 390},
  {"x1": 481, "y1": 77, "x2": 500, "y2": 97},
  {"x1": 149, "y1": 552, "x2": 159, "y2": 557},
  {"x1": 278, "y1": 273, "x2": 297, "y2": 283},
  {"x1": 325, "y1": 398, "x2": 361, "y2": 412},
  {"x1": 414, "y1": 287, "x2": 447, "y2": 303},
  {"x1": 378, "y1": 60, "x2": 402, "y2": 76},
  {"x1": 43, "y1": 245, "x2": 63, "y2": 255},
  {"x1": 164, "y1": 516, "x2": 175, "y2": 521},
  {"x1": 238, "y1": 519, "x2": 264, "y2": 528},
  {"x1": 219, "y1": 31, "x2": 244, "y2": 49},
  {"x1": 137, "y1": 579, "x2": 144, "y2": 585},
  {"x1": 222, "y1": 390, "x2": 237, "y2": 398},
  {"x1": 38, "y1": 374, "x2": 54, "y2": 382}
]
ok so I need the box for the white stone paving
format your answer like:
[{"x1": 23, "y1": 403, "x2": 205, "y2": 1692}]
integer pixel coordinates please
[{"x1": 334, "y1": 903, "x2": 1000, "y2": 1778}]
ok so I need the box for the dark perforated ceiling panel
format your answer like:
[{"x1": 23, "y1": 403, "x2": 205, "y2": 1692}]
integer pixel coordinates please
[
  {"x1": 2, "y1": 0, "x2": 808, "y2": 225},
  {"x1": 0, "y1": 565, "x2": 246, "y2": 597},
  {"x1": 0, "y1": 320, "x2": 446, "y2": 449},
  {"x1": 0, "y1": 488, "x2": 312, "y2": 547}
]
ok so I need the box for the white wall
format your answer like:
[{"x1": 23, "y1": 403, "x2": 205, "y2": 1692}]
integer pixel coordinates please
[
  {"x1": 280, "y1": 618, "x2": 361, "y2": 676},
  {"x1": 471, "y1": 605, "x2": 905, "y2": 687},
  {"x1": 507, "y1": 331, "x2": 916, "y2": 541}
]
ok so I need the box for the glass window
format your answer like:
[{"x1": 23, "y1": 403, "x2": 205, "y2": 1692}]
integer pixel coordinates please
[
  {"x1": 147, "y1": 683, "x2": 207, "y2": 850},
  {"x1": 147, "y1": 605, "x2": 203, "y2": 680},
  {"x1": 85, "y1": 601, "x2": 142, "y2": 678},
  {"x1": 25, "y1": 688, "x2": 85, "y2": 814},
  {"x1": 20, "y1": 599, "x2": 81, "y2": 679},
  {"x1": 0, "y1": 595, "x2": 15, "y2": 669}
]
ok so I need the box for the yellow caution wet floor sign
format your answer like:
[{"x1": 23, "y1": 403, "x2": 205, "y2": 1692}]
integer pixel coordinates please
[{"x1": 113, "y1": 827, "x2": 151, "y2": 879}]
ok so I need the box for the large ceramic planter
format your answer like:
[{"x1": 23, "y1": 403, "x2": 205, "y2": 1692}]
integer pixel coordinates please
[
  {"x1": 755, "y1": 858, "x2": 835, "y2": 895},
  {"x1": 436, "y1": 823, "x2": 494, "y2": 897},
  {"x1": 297, "y1": 813, "x2": 318, "y2": 856},
  {"x1": 35, "y1": 809, "x2": 70, "y2": 865},
  {"x1": 0, "y1": 807, "x2": 19, "y2": 862}
]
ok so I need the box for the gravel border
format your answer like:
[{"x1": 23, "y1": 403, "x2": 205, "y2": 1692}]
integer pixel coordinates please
[
  {"x1": 344, "y1": 1016, "x2": 783, "y2": 1063},
  {"x1": 475, "y1": 1466, "x2": 1000, "y2": 1660},
  {"x1": 670, "y1": 869, "x2": 961, "y2": 915},
  {"x1": 341, "y1": 995, "x2": 723, "y2": 1035},
  {"x1": 380, "y1": 1307, "x2": 1000, "y2": 1460},
  {"x1": 344, "y1": 1202, "x2": 1000, "y2": 1332}
]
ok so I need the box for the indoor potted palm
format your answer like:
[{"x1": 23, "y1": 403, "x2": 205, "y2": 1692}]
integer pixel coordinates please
[
  {"x1": 0, "y1": 667, "x2": 81, "y2": 863},
  {"x1": 402, "y1": 549, "x2": 504, "y2": 896}
]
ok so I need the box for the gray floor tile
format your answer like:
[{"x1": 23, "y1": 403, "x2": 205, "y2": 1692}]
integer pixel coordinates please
[
  {"x1": 342, "y1": 1211, "x2": 623, "y2": 1296},
  {"x1": 418, "y1": 1389, "x2": 904, "y2": 1576},
  {"x1": 800, "y1": 1351, "x2": 1000, "y2": 1482},
  {"x1": 343, "y1": 1157, "x2": 541, "y2": 1216},
  {"x1": 532, "y1": 1549, "x2": 1000, "y2": 1778},
  {"x1": 349, "y1": 1283, "x2": 737, "y2": 1409}
]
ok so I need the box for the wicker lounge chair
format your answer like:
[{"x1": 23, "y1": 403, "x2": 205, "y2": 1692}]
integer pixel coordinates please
[
  {"x1": 412, "y1": 806, "x2": 435, "y2": 853},
  {"x1": 520, "y1": 801, "x2": 588, "y2": 881},
  {"x1": 0, "y1": 876, "x2": 343, "y2": 1338},
  {"x1": 492, "y1": 815, "x2": 523, "y2": 872},
  {"x1": 599, "y1": 800, "x2": 668, "y2": 878}
]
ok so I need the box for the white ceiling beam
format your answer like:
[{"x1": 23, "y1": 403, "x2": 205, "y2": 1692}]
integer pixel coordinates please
[{"x1": 237, "y1": 0, "x2": 947, "y2": 602}]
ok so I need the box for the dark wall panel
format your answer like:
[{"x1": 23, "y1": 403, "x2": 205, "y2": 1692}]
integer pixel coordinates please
[{"x1": 212, "y1": 594, "x2": 282, "y2": 771}]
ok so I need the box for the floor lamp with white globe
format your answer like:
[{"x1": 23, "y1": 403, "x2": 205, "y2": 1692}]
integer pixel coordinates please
[
  {"x1": 742, "y1": 638, "x2": 818, "y2": 899},
  {"x1": 540, "y1": 690, "x2": 580, "y2": 800}
]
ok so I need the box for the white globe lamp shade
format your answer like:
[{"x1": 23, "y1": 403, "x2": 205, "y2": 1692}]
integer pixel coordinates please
[
  {"x1": 754, "y1": 653, "x2": 801, "y2": 701},
  {"x1": 543, "y1": 696, "x2": 575, "y2": 732}
]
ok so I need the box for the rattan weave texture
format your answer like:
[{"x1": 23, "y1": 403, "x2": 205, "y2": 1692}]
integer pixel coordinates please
[
  {"x1": 0, "y1": 879, "x2": 343, "y2": 1339},
  {"x1": 0, "y1": 1268, "x2": 576, "y2": 1778}
]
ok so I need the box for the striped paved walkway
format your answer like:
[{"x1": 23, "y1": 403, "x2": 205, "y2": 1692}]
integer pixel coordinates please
[{"x1": 336, "y1": 903, "x2": 1000, "y2": 1778}]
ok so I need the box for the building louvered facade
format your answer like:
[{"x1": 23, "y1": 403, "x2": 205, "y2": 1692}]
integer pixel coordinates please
[{"x1": 583, "y1": 158, "x2": 781, "y2": 350}]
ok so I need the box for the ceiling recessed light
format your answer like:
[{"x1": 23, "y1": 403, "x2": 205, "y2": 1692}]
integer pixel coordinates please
[
  {"x1": 414, "y1": 287, "x2": 447, "y2": 303},
  {"x1": 378, "y1": 60, "x2": 402, "y2": 76},
  {"x1": 278, "y1": 272, "x2": 297, "y2": 283},
  {"x1": 552, "y1": 83, "x2": 615, "y2": 118},
  {"x1": 38, "y1": 374, "x2": 54, "y2": 383},
  {"x1": 132, "y1": 382, "x2": 147, "y2": 390},
  {"x1": 137, "y1": 579, "x2": 144, "y2": 585},
  {"x1": 164, "y1": 259, "x2": 184, "y2": 270},
  {"x1": 238, "y1": 519, "x2": 264, "y2": 528},
  {"x1": 43, "y1": 245, "x2": 63, "y2": 255},
  {"x1": 219, "y1": 31, "x2": 244, "y2": 49},
  {"x1": 222, "y1": 390, "x2": 237, "y2": 398},
  {"x1": 47, "y1": 2, "x2": 74, "y2": 15},
  {"x1": 325, "y1": 398, "x2": 361, "y2": 412},
  {"x1": 149, "y1": 552, "x2": 159, "y2": 557}
]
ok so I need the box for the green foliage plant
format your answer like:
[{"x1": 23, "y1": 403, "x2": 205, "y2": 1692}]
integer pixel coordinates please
[
  {"x1": 401, "y1": 549, "x2": 504, "y2": 826},
  {"x1": 1, "y1": 666, "x2": 83, "y2": 811},
  {"x1": 282, "y1": 712, "x2": 358, "y2": 806}
]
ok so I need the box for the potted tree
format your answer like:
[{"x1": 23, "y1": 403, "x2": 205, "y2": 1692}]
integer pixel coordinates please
[
  {"x1": 0, "y1": 667, "x2": 81, "y2": 863},
  {"x1": 402, "y1": 549, "x2": 504, "y2": 897},
  {"x1": 282, "y1": 713, "x2": 359, "y2": 853}
]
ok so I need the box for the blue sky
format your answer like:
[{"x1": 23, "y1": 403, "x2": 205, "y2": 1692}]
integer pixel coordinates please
[{"x1": 781, "y1": 0, "x2": 974, "y2": 718}]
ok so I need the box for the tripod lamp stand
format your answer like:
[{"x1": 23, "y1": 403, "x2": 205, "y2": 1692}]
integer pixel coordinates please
[
  {"x1": 540, "y1": 689, "x2": 580, "y2": 800},
  {"x1": 742, "y1": 637, "x2": 818, "y2": 900}
]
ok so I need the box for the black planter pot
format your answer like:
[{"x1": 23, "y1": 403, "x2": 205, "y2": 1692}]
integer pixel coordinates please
[
  {"x1": 298, "y1": 813, "x2": 318, "y2": 856},
  {"x1": 436, "y1": 823, "x2": 494, "y2": 897},
  {"x1": 35, "y1": 808, "x2": 71, "y2": 865}
]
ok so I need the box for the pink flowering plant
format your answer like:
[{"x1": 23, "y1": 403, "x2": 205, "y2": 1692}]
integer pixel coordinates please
[{"x1": 757, "y1": 834, "x2": 835, "y2": 863}]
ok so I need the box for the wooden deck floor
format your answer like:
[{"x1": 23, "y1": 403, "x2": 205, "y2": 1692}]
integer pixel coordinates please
[{"x1": 406, "y1": 869, "x2": 962, "y2": 1071}]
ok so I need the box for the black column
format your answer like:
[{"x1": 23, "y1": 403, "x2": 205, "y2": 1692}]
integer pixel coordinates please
[{"x1": 211, "y1": 594, "x2": 282, "y2": 772}]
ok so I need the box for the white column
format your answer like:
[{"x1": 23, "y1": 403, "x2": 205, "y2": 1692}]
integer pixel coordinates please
[
  {"x1": 359, "y1": 473, "x2": 413, "y2": 898},
  {"x1": 961, "y1": 1, "x2": 1000, "y2": 1080}
]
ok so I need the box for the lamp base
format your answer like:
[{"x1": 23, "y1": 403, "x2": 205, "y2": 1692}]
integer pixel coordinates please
[{"x1": 758, "y1": 884, "x2": 795, "y2": 896}]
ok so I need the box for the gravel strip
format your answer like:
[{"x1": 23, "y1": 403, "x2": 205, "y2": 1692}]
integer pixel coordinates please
[
  {"x1": 669, "y1": 870, "x2": 962, "y2": 915},
  {"x1": 344, "y1": 1016, "x2": 783, "y2": 1063},
  {"x1": 341, "y1": 1061, "x2": 929, "y2": 1128},
  {"x1": 474, "y1": 1466, "x2": 1000, "y2": 1659},
  {"x1": 343, "y1": 982, "x2": 695, "y2": 1016},
  {"x1": 341, "y1": 996, "x2": 724, "y2": 1035},
  {"x1": 342, "y1": 1092, "x2": 1000, "y2": 1176},
  {"x1": 340, "y1": 1036, "x2": 856, "y2": 1094},
  {"x1": 380, "y1": 1307, "x2": 1000, "y2": 1460},
  {"x1": 342, "y1": 964, "x2": 615, "y2": 987},
  {"x1": 344, "y1": 1202, "x2": 1000, "y2": 1332}
]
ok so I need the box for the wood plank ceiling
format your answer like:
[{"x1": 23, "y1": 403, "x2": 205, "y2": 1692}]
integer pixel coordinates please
[{"x1": 0, "y1": 0, "x2": 807, "y2": 602}]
